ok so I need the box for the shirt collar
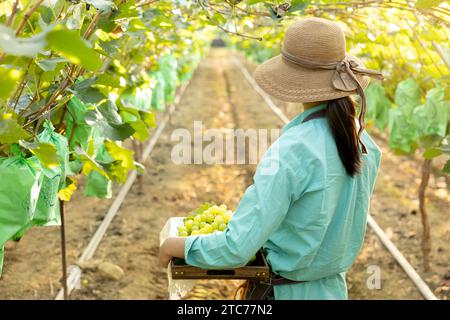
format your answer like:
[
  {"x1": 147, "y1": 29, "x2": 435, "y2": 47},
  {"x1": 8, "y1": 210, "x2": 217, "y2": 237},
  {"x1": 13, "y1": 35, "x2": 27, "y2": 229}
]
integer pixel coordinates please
[{"x1": 281, "y1": 103, "x2": 327, "y2": 134}]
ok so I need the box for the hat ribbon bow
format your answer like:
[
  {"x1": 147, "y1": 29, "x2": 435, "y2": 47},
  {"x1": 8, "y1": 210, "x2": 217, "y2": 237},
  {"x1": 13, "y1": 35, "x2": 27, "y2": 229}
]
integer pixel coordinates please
[{"x1": 281, "y1": 48, "x2": 384, "y2": 154}]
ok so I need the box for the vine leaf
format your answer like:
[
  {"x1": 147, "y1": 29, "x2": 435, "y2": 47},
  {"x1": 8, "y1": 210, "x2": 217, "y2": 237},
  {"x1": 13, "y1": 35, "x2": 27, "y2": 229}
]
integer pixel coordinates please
[
  {"x1": 46, "y1": 26, "x2": 103, "y2": 71},
  {"x1": 423, "y1": 147, "x2": 442, "y2": 159},
  {"x1": 415, "y1": 0, "x2": 446, "y2": 9},
  {"x1": 0, "y1": 66, "x2": 22, "y2": 99},
  {"x1": 443, "y1": 160, "x2": 450, "y2": 173},
  {"x1": 104, "y1": 140, "x2": 135, "y2": 170},
  {"x1": 0, "y1": 26, "x2": 47, "y2": 57},
  {"x1": 0, "y1": 114, "x2": 30, "y2": 144},
  {"x1": 20, "y1": 141, "x2": 59, "y2": 168}
]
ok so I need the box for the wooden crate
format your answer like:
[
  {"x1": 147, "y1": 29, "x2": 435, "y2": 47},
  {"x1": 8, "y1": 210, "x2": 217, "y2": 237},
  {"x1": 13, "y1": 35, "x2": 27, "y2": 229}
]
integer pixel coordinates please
[{"x1": 171, "y1": 249, "x2": 270, "y2": 281}]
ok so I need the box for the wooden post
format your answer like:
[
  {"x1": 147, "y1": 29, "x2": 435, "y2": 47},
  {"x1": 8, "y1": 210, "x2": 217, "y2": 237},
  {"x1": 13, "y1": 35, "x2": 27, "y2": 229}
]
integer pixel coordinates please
[
  {"x1": 59, "y1": 200, "x2": 68, "y2": 300},
  {"x1": 138, "y1": 141, "x2": 144, "y2": 194},
  {"x1": 418, "y1": 159, "x2": 432, "y2": 272}
]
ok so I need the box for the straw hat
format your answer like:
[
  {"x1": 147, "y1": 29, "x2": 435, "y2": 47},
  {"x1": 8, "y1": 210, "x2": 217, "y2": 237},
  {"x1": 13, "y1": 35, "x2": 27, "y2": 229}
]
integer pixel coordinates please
[{"x1": 254, "y1": 17, "x2": 383, "y2": 103}]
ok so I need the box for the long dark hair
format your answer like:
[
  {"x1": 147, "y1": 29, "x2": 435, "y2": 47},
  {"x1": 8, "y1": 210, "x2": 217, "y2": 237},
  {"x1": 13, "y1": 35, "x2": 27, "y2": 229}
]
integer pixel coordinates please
[{"x1": 325, "y1": 97, "x2": 362, "y2": 177}]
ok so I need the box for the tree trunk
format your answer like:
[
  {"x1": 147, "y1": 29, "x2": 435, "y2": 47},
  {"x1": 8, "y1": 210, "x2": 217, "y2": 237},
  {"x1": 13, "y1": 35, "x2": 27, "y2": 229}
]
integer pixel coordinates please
[{"x1": 418, "y1": 159, "x2": 432, "y2": 272}]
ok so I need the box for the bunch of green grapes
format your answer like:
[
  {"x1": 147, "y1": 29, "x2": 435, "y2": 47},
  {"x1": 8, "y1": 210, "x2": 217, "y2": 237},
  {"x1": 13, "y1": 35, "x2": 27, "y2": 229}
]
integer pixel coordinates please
[
  {"x1": 177, "y1": 203, "x2": 233, "y2": 237},
  {"x1": 177, "y1": 203, "x2": 257, "y2": 264}
]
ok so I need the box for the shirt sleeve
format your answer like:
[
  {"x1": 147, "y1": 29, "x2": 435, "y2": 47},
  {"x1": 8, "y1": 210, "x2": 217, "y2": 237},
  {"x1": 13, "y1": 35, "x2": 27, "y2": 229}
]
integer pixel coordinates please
[{"x1": 184, "y1": 139, "x2": 304, "y2": 269}]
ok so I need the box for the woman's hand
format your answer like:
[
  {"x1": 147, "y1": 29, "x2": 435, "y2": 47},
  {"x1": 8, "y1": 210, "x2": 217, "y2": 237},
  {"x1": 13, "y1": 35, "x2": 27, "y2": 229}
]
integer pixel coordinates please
[{"x1": 159, "y1": 237, "x2": 187, "y2": 268}]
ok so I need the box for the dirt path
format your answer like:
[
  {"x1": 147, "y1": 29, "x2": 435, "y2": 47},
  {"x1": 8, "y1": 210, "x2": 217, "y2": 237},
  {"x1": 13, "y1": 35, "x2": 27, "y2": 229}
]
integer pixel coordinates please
[
  {"x1": 0, "y1": 49, "x2": 448, "y2": 300},
  {"x1": 68, "y1": 49, "x2": 283, "y2": 299}
]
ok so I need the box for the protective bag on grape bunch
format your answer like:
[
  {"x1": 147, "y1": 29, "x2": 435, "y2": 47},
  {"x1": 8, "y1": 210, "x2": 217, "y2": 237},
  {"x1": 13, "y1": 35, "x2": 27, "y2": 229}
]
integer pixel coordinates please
[
  {"x1": 0, "y1": 155, "x2": 42, "y2": 274},
  {"x1": 159, "y1": 55, "x2": 178, "y2": 105},
  {"x1": 120, "y1": 84, "x2": 152, "y2": 111},
  {"x1": 151, "y1": 72, "x2": 166, "y2": 111},
  {"x1": 31, "y1": 120, "x2": 69, "y2": 227}
]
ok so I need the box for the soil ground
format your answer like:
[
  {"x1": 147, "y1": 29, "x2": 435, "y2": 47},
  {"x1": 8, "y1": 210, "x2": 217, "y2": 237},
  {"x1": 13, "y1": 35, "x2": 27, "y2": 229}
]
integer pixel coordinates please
[{"x1": 0, "y1": 49, "x2": 448, "y2": 300}]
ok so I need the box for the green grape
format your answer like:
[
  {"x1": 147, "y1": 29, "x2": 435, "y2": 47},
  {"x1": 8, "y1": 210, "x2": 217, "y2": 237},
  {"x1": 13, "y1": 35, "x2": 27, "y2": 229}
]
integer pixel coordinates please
[
  {"x1": 203, "y1": 224, "x2": 213, "y2": 233},
  {"x1": 214, "y1": 215, "x2": 225, "y2": 224},
  {"x1": 204, "y1": 212, "x2": 214, "y2": 222},
  {"x1": 209, "y1": 205, "x2": 220, "y2": 215},
  {"x1": 211, "y1": 221, "x2": 219, "y2": 230},
  {"x1": 185, "y1": 203, "x2": 232, "y2": 235},
  {"x1": 185, "y1": 220, "x2": 194, "y2": 231},
  {"x1": 179, "y1": 231, "x2": 188, "y2": 237}
]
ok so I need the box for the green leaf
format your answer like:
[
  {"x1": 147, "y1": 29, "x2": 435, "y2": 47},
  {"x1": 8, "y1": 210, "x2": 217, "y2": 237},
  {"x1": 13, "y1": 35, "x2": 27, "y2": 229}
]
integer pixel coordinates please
[
  {"x1": 97, "y1": 100, "x2": 122, "y2": 124},
  {"x1": 98, "y1": 39, "x2": 120, "y2": 56},
  {"x1": 0, "y1": 25, "x2": 47, "y2": 57},
  {"x1": 248, "y1": 0, "x2": 268, "y2": 5},
  {"x1": 140, "y1": 110, "x2": 155, "y2": 127},
  {"x1": 131, "y1": 119, "x2": 149, "y2": 141},
  {"x1": 20, "y1": 141, "x2": 59, "y2": 168},
  {"x1": 84, "y1": 171, "x2": 112, "y2": 199},
  {"x1": 96, "y1": 72, "x2": 122, "y2": 88},
  {"x1": 36, "y1": 58, "x2": 67, "y2": 72},
  {"x1": 104, "y1": 140, "x2": 135, "y2": 170},
  {"x1": 423, "y1": 148, "x2": 443, "y2": 159},
  {"x1": 0, "y1": 66, "x2": 22, "y2": 99},
  {"x1": 0, "y1": 114, "x2": 30, "y2": 144},
  {"x1": 151, "y1": 15, "x2": 175, "y2": 28},
  {"x1": 85, "y1": 108, "x2": 135, "y2": 141},
  {"x1": 103, "y1": 160, "x2": 128, "y2": 183},
  {"x1": 97, "y1": 14, "x2": 119, "y2": 32},
  {"x1": 289, "y1": 0, "x2": 310, "y2": 12},
  {"x1": 115, "y1": 1, "x2": 140, "y2": 19},
  {"x1": 71, "y1": 78, "x2": 107, "y2": 105},
  {"x1": 210, "y1": 13, "x2": 227, "y2": 25},
  {"x1": 46, "y1": 26, "x2": 102, "y2": 71},
  {"x1": 443, "y1": 159, "x2": 450, "y2": 173},
  {"x1": 415, "y1": 0, "x2": 445, "y2": 9},
  {"x1": 75, "y1": 145, "x2": 109, "y2": 178}
]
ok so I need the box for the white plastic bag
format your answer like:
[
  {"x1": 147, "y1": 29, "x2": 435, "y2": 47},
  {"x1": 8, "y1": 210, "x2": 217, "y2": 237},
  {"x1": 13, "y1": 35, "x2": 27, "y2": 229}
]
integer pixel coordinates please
[{"x1": 160, "y1": 217, "x2": 197, "y2": 300}]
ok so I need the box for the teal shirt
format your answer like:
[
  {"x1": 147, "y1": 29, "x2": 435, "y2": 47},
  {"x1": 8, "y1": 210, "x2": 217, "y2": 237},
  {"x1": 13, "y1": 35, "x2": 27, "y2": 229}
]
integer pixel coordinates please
[{"x1": 184, "y1": 103, "x2": 382, "y2": 300}]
